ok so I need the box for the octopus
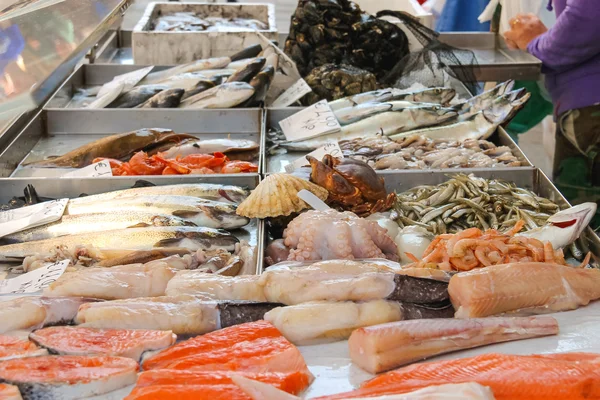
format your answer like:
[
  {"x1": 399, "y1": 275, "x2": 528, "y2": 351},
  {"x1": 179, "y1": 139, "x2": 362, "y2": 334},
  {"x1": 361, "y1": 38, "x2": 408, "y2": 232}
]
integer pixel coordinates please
[{"x1": 281, "y1": 210, "x2": 399, "y2": 262}]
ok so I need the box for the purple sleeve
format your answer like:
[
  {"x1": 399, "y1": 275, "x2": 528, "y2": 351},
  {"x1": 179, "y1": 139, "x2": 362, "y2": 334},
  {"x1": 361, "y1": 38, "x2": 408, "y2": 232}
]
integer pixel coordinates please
[{"x1": 527, "y1": 0, "x2": 600, "y2": 73}]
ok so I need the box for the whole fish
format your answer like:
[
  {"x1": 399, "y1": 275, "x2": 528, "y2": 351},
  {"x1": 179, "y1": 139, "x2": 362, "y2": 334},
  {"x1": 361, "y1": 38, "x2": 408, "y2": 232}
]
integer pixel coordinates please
[
  {"x1": 69, "y1": 183, "x2": 249, "y2": 204},
  {"x1": 140, "y1": 88, "x2": 185, "y2": 108},
  {"x1": 459, "y1": 88, "x2": 530, "y2": 123},
  {"x1": 0, "y1": 227, "x2": 239, "y2": 260},
  {"x1": 242, "y1": 65, "x2": 275, "y2": 107},
  {"x1": 181, "y1": 80, "x2": 216, "y2": 100},
  {"x1": 159, "y1": 138, "x2": 259, "y2": 159},
  {"x1": 227, "y1": 57, "x2": 266, "y2": 83},
  {"x1": 334, "y1": 102, "x2": 394, "y2": 125},
  {"x1": 389, "y1": 112, "x2": 495, "y2": 142},
  {"x1": 180, "y1": 82, "x2": 255, "y2": 109},
  {"x1": 394, "y1": 87, "x2": 456, "y2": 106},
  {"x1": 108, "y1": 85, "x2": 166, "y2": 108},
  {"x1": 1, "y1": 211, "x2": 196, "y2": 243},
  {"x1": 329, "y1": 89, "x2": 398, "y2": 111},
  {"x1": 456, "y1": 80, "x2": 515, "y2": 116},
  {"x1": 66, "y1": 195, "x2": 250, "y2": 229},
  {"x1": 139, "y1": 57, "x2": 231, "y2": 85},
  {"x1": 25, "y1": 129, "x2": 196, "y2": 168},
  {"x1": 97, "y1": 66, "x2": 153, "y2": 98}
]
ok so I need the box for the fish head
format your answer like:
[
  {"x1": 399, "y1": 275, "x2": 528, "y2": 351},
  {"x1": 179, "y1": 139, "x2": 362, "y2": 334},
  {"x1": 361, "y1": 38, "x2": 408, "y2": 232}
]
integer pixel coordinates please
[
  {"x1": 483, "y1": 89, "x2": 531, "y2": 125},
  {"x1": 419, "y1": 105, "x2": 458, "y2": 124},
  {"x1": 199, "y1": 201, "x2": 251, "y2": 229}
]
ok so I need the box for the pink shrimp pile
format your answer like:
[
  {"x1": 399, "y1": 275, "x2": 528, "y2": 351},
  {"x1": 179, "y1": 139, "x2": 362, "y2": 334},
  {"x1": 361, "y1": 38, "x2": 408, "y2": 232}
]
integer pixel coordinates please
[{"x1": 407, "y1": 220, "x2": 567, "y2": 271}]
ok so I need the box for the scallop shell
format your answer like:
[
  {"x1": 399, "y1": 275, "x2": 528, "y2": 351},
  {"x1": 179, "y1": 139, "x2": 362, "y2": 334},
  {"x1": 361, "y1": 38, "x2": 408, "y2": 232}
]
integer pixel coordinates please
[{"x1": 236, "y1": 174, "x2": 329, "y2": 218}]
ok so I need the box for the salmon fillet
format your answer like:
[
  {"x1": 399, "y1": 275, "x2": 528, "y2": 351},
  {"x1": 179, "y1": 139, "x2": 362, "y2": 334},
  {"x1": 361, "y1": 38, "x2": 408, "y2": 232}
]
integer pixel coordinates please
[
  {"x1": 0, "y1": 335, "x2": 47, "y2": 361},
  {"x1": 0, "y1": 355, "x2": 138, "y2": 400},
  {"x1": 125, "y1": 384, "x2": 258, "y2": 400},
  {"x1": 142, "y1": 321, "x2": 312, "y2": 382},
  {"x1": 317, "y1": 353, "x2": 600, "y2": 400},
  {"x1": 448, "y1": 262, "x2": 600, "y2": 318},
  {"x1": 29, "y1": 327, "x2": 176, "y2": 362},
  {"x1": 0, "y1": 383, "x2": 22, "y2": 400}
]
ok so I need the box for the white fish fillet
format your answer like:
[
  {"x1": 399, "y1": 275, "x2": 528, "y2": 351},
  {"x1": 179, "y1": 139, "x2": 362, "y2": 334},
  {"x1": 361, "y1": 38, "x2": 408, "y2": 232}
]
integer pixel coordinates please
[
  {"x1": 0, "y1": 384, "x2": 23, "y2": 400},
  {"x1": 264, "y1": 300, "x2": 403, "y2": 345},
  {"x1": 97, "y1": 66, "x2": 153, "y2": 98},
  {"x1": 43, "y1": 262, "x2": 178, "y2": 300},
  {"x1": 348, "y1": 316, "x2": 559, "y2": 374},
  {"x1": 0, "y1": 297, "x2": 90, "y2": 334},
  {"x1": 165, "y1": 272, "x2": 266, "y2": 301},
  {"x1": 86, "y1": 83, "x2": 124, "y2": 109},
  {"x1": 74, "y1": 295, "x2": 219, "y2": 335}
]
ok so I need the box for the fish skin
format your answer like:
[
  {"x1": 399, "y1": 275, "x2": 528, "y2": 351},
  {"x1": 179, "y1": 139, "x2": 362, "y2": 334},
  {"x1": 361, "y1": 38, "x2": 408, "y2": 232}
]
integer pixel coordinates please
[
  {"x1": 68, "y1": 183, "x2": 249, "y2": 205},
  {"x1": 389, "y1": 112, "x2": 495, "y2": 142},
  {"x1": 394, "y1": 87, "x2": 456, "y2": 106},
  {"x1": 181, "y1": 80, "x2": 217, "y2": 101},
  {"x1": 329, "y1": 89, "x2": 397, "y2": 111},
  {"x1": 108, "y1": 85, "x2": 166, "y2": 108},
  {"x1": 0, "y1": 355, "x2": 138, "y2": 400},
  {"x1": 180, "y1": 82, "x2": 255, "y2": 109},
  {"x1": 448, "y1": 262, "x2": 600, "y2": 318},
  {"x1": 139, "y1": 88, "x2": 185, "y2": 108},
  {"x1": 0, "y1": 384, "x2": 23, "y2": 400},
  {"x1": 0, "y1": 226, "x2": 239, "y2": 260},
  {"x1": 65, "y1": 195, "x2": 249, "y2": 230},
  {"x1": 159, "y1": 139, "x2": 259, "y2": 159},
  {"x1": 227, "y1": 57, "x2": 266, "y2": 83},
  {"x1": 29, "y1": 327, "x2": 176, "y2": 362},
  {"x1": 0, "y1": 335, "x2": 48, "y2": 361},
  {"x1": 334, "y1": 102, "x2": 394, "y2": 125},
  {"x1": 348, "y1": 316, "x2": 559, "y2": 374},
  {"x1": 1, "y1": 212, "x2": 196, "y2": 244},
  {"x1": 319, "y1": 353, "x2": 600, "y2": 400},
  {"x1": 139, "y1": 57, "x2": 231, "y2": 85},
  {"x1": 97, "y1": 66, "x2": 154, "y2": 98},
  {"x1": 0, "y1": 297, "x2": 94, "y2": 334},
  {"x1": 24, "y1": 129, "x2": 196, "y2": 168}
]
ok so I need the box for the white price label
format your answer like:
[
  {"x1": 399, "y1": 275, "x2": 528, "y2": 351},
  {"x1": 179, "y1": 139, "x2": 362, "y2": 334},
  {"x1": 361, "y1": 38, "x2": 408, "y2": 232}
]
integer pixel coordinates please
[
  {"x1": 284, "y1": 142, "x2": 343, "y2": 173},
  {"x1": 0, "y1": 260, "x2": 70, "y2": 294},
  {"x1": 62, "y1": 161, "x2": 113, "y2": 178},
  {"x1": 271, "y1": 79, "x2": 313, "y2": 108},
  {"x1": 279, "y1": 100, "x2": 342, "y2": 142},
  {"x1": 0, "y1": 199, "x2": 68, "y2": 238}
]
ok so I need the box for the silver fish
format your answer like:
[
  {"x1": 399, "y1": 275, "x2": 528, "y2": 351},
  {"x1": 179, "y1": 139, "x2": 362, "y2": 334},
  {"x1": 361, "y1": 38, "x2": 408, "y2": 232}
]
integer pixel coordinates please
[
  {"x1": 108, "y1": 85, "x2": 167, "y2": 108},
  {"x1": 140, "y1": 57, "x2": 231, "y2": 85},
  {"x1": 389, "y1": 112, "x2": 496, "y2": 142},
  {"x1": 329, "y1": 89, "x2": 397, "y2": 111},
  {"x1": 181, "y1": 80, "x2": 217, "y2": 101},
  {"x1": 456, "y1": 80, "x2": 515, "y2": 116},
  {"x1": 476, "y1": 90, "x2": 531, "y2": 125},
  {"x1": 97, "y1": 66, "x2": 154, "y2": 98},
  {"x1": 66, "y1": 195, "x2": 249, "y2": 229},
  {"x1": 227, "y1": 57, "x2": 266, "y2": 83},
  {"x1": 1, "y1": 211, "x2": 196, "y2": 243},
  {"x1": 68, "y1": 184, "x2": 249, "y2": 205},
  {"x1": 180, "y1": 82, "x2": 255, "y2": 109},
  {"x1": 393, "y1": 87, "x2": 456, "y2": 106},
  {"x1": 334, "y1": 102, "x2": 394, "y2": 125},
  {"x1": 0, "y1": 227, "x2": 239, "y2": 260},
  {"x1": 159, "y1": 139, "x2": 259, "y2": 159},
  {"x1": 139, "y1": 88, "x2": 185, "y2": 108}
]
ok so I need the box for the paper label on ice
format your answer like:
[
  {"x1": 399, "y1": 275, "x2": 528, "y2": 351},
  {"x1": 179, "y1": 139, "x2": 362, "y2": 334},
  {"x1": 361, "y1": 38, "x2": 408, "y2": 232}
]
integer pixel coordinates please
[
  {"x1": 284, "y1": 141, "x2": 343, "y2": 173},
  {"x1": 62, "y1": 161, "x2": 113, "y2": 178},
  {"x1": 0, "y1": 260, "x2": 70, "y2": 294},
  {"x1": 271, "y1": 79, "x2": 313, "y2": 108},
  {"x1": 0, "y1": 198, "x2": 68, "y2": 238},
  {"x1": 279, "y1": 100, "x2": 342, "y2": 142}
]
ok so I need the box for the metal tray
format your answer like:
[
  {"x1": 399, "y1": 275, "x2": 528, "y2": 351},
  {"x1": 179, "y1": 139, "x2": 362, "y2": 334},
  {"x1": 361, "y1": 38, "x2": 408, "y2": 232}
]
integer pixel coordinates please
[
  {"x1": 0, "y1": 175, "x2": 264, "y2": 275},
  {"x1": 260, "y1": 168, "x2": 600, "y2": 271},
  {"x1": 0, "y1": 108, "x2": 264, "y2": 178},
  {"x1": 265, "y1": 108, "x2": 533, "y2": 174}
]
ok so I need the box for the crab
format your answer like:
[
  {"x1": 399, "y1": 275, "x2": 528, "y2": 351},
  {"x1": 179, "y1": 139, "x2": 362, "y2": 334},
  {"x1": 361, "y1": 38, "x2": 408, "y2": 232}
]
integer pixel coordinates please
[{"x1": 307, "y1": 154, "x2": 396, "y2": 216}]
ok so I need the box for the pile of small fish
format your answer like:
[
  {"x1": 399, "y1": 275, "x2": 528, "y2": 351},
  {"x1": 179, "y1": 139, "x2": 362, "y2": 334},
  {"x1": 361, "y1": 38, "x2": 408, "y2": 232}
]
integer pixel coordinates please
[
  {"x1": 393, "y1": 173, "x2": 560, "y2": 235},
  {"x1": 23, "y1": 129, "x2": 259, "y2": 173},
  {"x1": 81, "y1": 44, "x2": 278, "y2": 109},
  {"x1": 270, "y1": 81, "x2": 530, "y2": 153},
  {"x1": 152, "y1": 12, "x2": 269, "y2": 32},
  {"x1": 0, "y1": 183, "x2": 256, "y2": 276},
  {"x1": 341, "y1": 135, "x2": 522, "y2": 170}
]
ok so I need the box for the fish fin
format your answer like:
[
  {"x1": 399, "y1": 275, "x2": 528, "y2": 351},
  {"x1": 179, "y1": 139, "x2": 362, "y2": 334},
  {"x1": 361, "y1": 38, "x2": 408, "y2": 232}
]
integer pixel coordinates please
[
  {"x1": 132, "y1": 180, "x2": 156, "y2": 188},
  {"x1": 154, "y1": 238, "x2": 183, "y2": 247},
  {"x1": 128, "y1": 222, "x2": 152, "y2": 228},
  {"x1": 172, "y1": 210, "x2": 201, "y2": 218}
]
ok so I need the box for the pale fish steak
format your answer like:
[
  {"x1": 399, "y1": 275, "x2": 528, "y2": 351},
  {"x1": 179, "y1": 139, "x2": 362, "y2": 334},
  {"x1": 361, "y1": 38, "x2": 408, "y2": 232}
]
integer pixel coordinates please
[
  {"x1": 0, "y1": 297, "x2": 92, "y2": 334},
  {"x1": 449, "y1": 262, "x2": 600, "y2": 318},
  {"x1": 43, "y1": 261, "x2": 179, "y2": 299},
  {"x1": 0, "y1": 355, "x2": 138, "y2": 400},
  {"x1": 389, "y1": 112, "x2": 495, "y2": 142},
  {"x1": 180, "y1": 82, "x2": 255, "y2": 109},
  {"x1": 348, "y1": 316, "x2": 559, "y2": 374},
  {"x1": 68, "y1": 183, "x2": 249, "y2": 204},
  {"x1": 159, "y1": 138, "x2": 259, "y2": 159},
  {"x1": 264, "y1": 300, "x2": 403, "y2": 345},
  {"x1": 0, "y1": 226, "x2": 239, "y2": 260},
  {"x1": 0, "y1": 384, "x2": 22, "y2": 400},
  {"x1": 0, "y1": 335, "x2": 48, "y2": 361},
  {"x1": 164, "y1": 272, "x2": 267, "y2": 301},
  {"x1": 29, "y1": 326, "x2": 176, "y2": 362},
  {"x1": 1, "y1": 211, "x2": 196, "y2": 243},
  {"x1": 517, "y1": 202, "x2": 597, "y2": 249},
  {"x1": 65, "y1": 195, "x2": 249, "y2": 229},
  {"x1": 97, "y1": 66, "x2": 154, "y2": 98}
]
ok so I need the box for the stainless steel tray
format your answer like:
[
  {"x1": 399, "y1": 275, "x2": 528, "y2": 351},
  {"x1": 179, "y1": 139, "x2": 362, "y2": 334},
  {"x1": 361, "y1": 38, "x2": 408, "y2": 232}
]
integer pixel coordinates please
[
  {"x1": 0, "y1": 108, "x2": 264, "y2": 177},
  {"x1": 260, "y1": 168, "x2": 600, "y2": 271},
  {"x1": 265, "y1": 108, "x2": 533, "y2": 174},
  {"x1": 0, "y1": 176, "x2": 264, "y2": 275}
]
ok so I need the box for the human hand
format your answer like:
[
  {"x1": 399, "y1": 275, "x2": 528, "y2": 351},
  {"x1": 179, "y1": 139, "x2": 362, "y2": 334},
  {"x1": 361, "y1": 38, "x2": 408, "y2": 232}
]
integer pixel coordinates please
[{"x1": 503, "y1": 13, "x2": 548, "y2": 51}]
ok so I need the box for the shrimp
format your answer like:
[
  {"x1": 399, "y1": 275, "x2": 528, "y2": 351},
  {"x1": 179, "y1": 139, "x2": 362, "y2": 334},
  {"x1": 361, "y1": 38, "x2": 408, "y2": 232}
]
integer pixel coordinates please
[
  {"x1": 474, "y1": 245, "x2": 493, "y2": 267},
  {"x1": 504, "y1": 219, "x2": 526, "y2": 236},
  {"x1": 220, "y1": 161, "x2": 259, "y2": 173},
  {"x1": 152, "y1": 155, "x2": 191, "y2": 174},
  {"x1": 128, "y1": 151, "x2": 165, "y2": 175},
  {"x1": 544, "y1": 242, "x2": 556, "y2": 263},
  {"x1": 445, "y1": 227, "x2": 481, "y2": 256}
]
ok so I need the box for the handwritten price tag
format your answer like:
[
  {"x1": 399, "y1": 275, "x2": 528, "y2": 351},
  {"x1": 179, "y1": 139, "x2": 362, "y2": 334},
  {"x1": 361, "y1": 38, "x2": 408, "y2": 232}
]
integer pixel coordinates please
[
  {"x1": 271, "y1": 79, "x2": 313, "y2": 108},
  {"x1": 0, "y1": 199, "x2": 68, "y2": 238},
  {"x1": 279, "y1": 100, "x2": 342, "y2": 142},
  {"x1": 62, "y1": 161, "x2": 113, "y2": 178},
  {"x1": 284, "y1": 142, "x2": 343, "y2": 173},
  {"x1": 0, "y1": 259, "x2": 70, "y2": 294}
]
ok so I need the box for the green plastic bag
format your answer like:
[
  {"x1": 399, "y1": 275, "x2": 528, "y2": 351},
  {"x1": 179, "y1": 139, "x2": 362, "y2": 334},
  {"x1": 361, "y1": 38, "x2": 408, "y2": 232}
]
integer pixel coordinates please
[{"x1": 505, "y1": 80, "x2": 553, "y2": 142}]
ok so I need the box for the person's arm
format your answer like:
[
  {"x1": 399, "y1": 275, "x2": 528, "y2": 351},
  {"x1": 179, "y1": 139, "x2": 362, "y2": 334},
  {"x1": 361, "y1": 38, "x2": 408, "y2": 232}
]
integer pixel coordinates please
[{"x1": 528, "y1": 0, "x2": 600, "y2": 73}]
